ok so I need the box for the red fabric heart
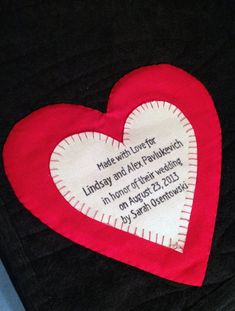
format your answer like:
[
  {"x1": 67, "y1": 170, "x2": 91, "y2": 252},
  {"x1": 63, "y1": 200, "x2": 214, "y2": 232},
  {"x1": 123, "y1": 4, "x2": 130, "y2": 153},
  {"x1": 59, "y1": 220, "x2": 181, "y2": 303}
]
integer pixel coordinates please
[{"x1": 3, "y1": 64, "x2": 221, "y2": 286}]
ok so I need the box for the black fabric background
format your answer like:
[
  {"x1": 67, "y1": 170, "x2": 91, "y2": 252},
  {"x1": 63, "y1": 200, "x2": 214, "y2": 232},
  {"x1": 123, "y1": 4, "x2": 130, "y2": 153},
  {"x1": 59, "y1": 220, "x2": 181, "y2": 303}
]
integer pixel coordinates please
[{"x1": 0, "y1": 1, "x2": 235, "y2": 310}]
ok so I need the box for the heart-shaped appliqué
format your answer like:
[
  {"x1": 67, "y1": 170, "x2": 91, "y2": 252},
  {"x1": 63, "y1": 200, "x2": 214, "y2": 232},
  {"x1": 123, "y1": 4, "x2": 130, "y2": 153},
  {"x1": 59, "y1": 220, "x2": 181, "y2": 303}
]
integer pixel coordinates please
[
  {"x1": 3, "y1": 64, "x2": 221, "y2": 286},
  {"x1": 50, "y1": 101, "x2": 197, "y2": 252}
]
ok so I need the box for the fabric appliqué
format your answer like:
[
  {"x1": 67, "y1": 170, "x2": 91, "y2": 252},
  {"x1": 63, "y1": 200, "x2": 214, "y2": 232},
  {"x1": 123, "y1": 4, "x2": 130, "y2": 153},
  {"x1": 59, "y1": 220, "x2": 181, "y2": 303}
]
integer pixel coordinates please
[
  {"x1": 3, "y1": 64, "x2": 222, "y2": 286},
  {"x1": 50, "y1": 101, "x2": 197, "y2": 252}
]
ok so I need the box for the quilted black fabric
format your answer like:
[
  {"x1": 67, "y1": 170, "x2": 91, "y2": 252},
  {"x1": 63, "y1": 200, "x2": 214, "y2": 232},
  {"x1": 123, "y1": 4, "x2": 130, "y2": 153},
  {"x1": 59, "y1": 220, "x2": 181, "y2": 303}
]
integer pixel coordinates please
[{"x1": 0, "y1": 1, "x2": 235, "y2": 310}]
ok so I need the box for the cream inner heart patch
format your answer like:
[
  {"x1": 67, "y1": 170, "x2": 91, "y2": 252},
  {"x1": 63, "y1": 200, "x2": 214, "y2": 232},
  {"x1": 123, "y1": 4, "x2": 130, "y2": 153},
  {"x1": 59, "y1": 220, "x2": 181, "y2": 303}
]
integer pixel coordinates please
[{"x1": 50, "y1": 101, "x2": 197, "y2": 252}]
